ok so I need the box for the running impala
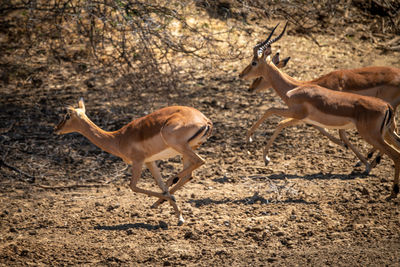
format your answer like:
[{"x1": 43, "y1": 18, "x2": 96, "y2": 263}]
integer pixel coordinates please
[
  {"x1": 239, "y1": 26, "x2": 400, "y2": 198},
  {"x1": 243, "y1": 23, "x2": 400, "y2": 174},
  {"x1": 54, "y1": 98, "x2": 213, "y2": 225}
]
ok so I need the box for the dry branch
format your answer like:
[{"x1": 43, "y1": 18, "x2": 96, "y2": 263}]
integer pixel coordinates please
[
  {"x1": 34, "y1": 183, "x2": 108, "y2": 190},
  {"x1": 0, "y1": 158, "x2": 35, "y2": 183}
]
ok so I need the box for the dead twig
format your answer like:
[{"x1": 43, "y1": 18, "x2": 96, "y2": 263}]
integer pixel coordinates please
[
  {"x1": 0, "y1": 122, "x2": 15, "y2": 134},
  {"x1": 377, "y1": 36, "x2": 400, "y2": 51},
  {"x1": 0, "y1": 158, "x2": 35, "y2": 183},
  {"x1": 34, "y1": 183, "x2": 109, "y2": 190}
]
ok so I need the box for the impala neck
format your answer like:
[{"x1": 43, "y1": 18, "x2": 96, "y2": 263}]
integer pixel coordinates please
[
  {"x1": 75, "y1": 114, "x2": 122, "y2": 158},
  {"x1": 262, "y1": 61, "x2": 303, "y2": 103}
]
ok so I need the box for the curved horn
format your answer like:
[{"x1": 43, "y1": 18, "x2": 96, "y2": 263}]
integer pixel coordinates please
[
  {"x1": 253, "y1": 23, "x2": 280, "y2": 56},
  {"x1": 256, "y1": 23, "x2": 280, "y2": 49},
  {"x1": 262, "y1": 21, "x2": 288, "y2": 49}
]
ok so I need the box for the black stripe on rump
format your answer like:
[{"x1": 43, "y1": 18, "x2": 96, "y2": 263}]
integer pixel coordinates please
[
  {"x1": 188, "y1": 125, "x2": 209, "y2": 143},
  {"x1": 380, "y1": 106, "x2": 393, "y2": 134}
]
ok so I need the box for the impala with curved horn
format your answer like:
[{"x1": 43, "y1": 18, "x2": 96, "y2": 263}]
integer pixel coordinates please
[
  {"x1": 54, "y1": 98, "x2": 213, "y2": 225},
  {"x1": 242, "y1": 22, "x2": 400, "y2": 174},
  {"x1": 239, "y1": 24, "x2": 400, "y2": 198}
]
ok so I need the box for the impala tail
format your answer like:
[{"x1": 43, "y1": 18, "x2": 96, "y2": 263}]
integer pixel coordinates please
[
  {"x1": 188, "y1": 121, "x2": 213, "y2": 143},
  {"x1": 382, "y1": 105, "x2": 400, "y2": 153},
  {"x1": 381, "y1": 106, "x2": 393, "y2": 134}
]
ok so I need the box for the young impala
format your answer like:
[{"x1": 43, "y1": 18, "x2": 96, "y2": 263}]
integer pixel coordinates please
[
  {"x1": 54, "y1": 98, "x2": 213, "y2": 225},
  {"x1": 239, "y1": 26, "x2": 400, "y2": 198},
  {"x1": 243, "y1": 23, "x2": 400, "y2": 174}
]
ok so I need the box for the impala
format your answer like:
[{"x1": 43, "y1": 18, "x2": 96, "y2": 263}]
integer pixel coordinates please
[
  {"x1": 239, "y1": 26, "x2": 400, "y2": 198},
  {"x1": 243, "y1": 23, "x2": 400, "y2": 173},
  {"x1": 54, "y1": 98, "x2": 213, "y2": 225},
  {"x1": 255, "y1": 51, "x2": 348, "y2": 152}
]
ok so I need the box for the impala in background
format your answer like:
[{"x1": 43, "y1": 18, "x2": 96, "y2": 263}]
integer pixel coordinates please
[
  {"x1": 239, "y1": 25, "x2": 400, "y2": 198},
  {"x1": 243, "y1": 23, "x2": 400, "y2": 174}
]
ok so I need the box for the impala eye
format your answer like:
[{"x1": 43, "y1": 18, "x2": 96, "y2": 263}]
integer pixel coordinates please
[
  {"x1": 251, "y1": 61, "x2": 257, "y2": 66},
  {"x1": 65, "y1": 113, "x2": 71, "y2": 120}
]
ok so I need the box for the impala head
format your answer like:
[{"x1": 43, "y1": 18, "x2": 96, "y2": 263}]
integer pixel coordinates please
[
  {"x1": 54, "y1": 98, "x2": 87, "y2": 135},
  {"x1": 249, "y1": 52, "x2": 291, "y2": 93},
  {"x1": 239, "y1": 22, "x2": 288, "y2": 81}
]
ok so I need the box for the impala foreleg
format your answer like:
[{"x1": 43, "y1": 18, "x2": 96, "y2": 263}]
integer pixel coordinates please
[
  {"x1": 146, "y1": 162, "x2": 183, "y2": 225},
  {"x1": 262, "y1": 118, "x2": 301, "y2": 166},
  {"x1": 261, "y1": 119, "x2": 346, "y2": 166},
  {"x1": 247, "y1": 107, "x2": 305, "y2": 143},
  {"x1": 129, "y1": 163, "x2": 170, "y2": 200},
  {"x1": 129, "y1": 162, "x2": 183, "y2": 224},
  {"x1": 313, "y1": 127, "x2": 345, "y2": 147}
]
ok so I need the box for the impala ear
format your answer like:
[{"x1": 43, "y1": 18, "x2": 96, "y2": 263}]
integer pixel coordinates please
[
  {"x1": 272, "y1": 51, "x2": 280, "y2": 65},
  {"x1": 78, "y1": 97, "x2": 86, "y2": 113},
  {"x1": 277, "y1": 56, "x2": 290, "y2": 68},
  {"x1": 262, "y1": 45, "x2": 272, "y2": 59}
]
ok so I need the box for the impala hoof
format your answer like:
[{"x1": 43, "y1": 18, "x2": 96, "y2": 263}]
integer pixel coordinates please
[
  {"x1": 363, "y1": 164, "x2": 371, "y2": 175},
  {"x1": 264, "y1": 155, "x2": 270, "y2": 166},
  {"x1": 354, "y1": 161, "x2": 362, "y2": 168},
  {"x1": 375, "y1": 155, "x2": 381, "y2": 165},
  {"x1": 172, "y1": 176, "x2": 179, "y2": 185},
  {"x1": 177, "y1": 217, "x2": 185, "y2": 226},
  {"x1": 385, "y1": 183, "x2": 398, "y2": 201},
  {"x1": 393, "y1": 184, "x2": 399, "y2": 195},
  {"x1": 151, "y1": 199, "x2": 165, "y2": 208}
]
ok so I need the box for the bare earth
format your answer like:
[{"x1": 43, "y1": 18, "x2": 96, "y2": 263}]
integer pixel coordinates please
[{"x1": 1, "y1": 20, "x2": 400, "y2": 266}]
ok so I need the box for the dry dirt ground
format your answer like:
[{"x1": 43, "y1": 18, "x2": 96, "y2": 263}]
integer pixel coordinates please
[{"x1": 1, "y1": 18, "x2": 400, "y2": 266}]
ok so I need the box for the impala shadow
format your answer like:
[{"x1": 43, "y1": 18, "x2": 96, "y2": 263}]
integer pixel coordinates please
[
  {"x1": 268, "y1": 171, "x2": 372, "y2": 181},
  {"x1": 188, "y1": 193, "x2": 316, "y2": 208},
  {"x1": 94, "y1": 222, "x2": 165, "y2": 231}
]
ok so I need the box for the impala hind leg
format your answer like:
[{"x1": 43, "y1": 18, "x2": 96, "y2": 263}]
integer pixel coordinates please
[
  {"x1": 339, "y1": 130, "x2": 372, "y2": 174},
  {"x1": 146, "y1": 162, "x2": 184, "y2": 225},
  {"x1": 354, "y1": 147, "x2": 377, "y2": 167},
  {"x1": 373, "y1": 139, "x2": 399, "y2": 199},
  {"x1": 365, "y1": 148, "x2": 382, "y2": 169},
  {"x1": 163, "y1": 145, "x2": 200, "y2": 189},
  {"x1": 361, "y1": 130, "x2": 400, "y2": 199},
  {"x1": 383, "y1": 131, "x2": 400, "y2": 197},
  {"x1": 247, "y1": 107, "x2": 306, "y2": 143},
  {"x1": 167, "y1": 145, "x2": 204, "y2": 193}
]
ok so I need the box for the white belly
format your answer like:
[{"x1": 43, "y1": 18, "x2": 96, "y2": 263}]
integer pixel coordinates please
[
  {"x1": 302, "y1": 118, "x2": 355, "y2": 130},
  {"x1": 144, "y1": 148, "x2": 180, "y2": 162}
]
